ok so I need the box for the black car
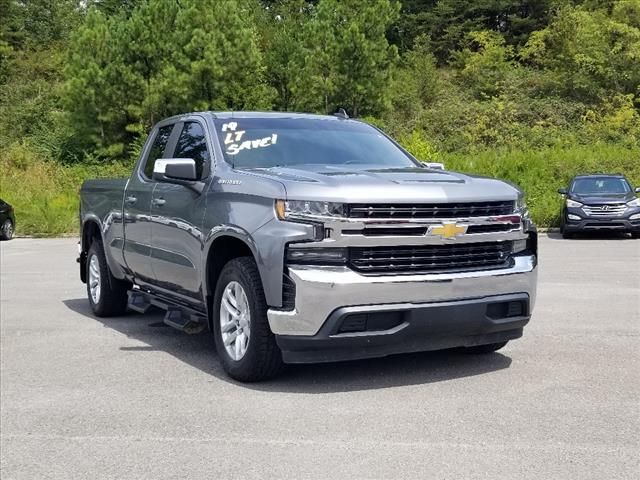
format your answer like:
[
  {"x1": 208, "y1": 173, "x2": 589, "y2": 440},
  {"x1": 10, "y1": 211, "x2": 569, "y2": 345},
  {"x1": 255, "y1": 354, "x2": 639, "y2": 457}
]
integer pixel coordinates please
[
  {"x1": 558, "y1": 175, "x2": 640, "y2": 238},
  {"x1": 0, "y1": 199, "x2": 15, "y2": 240}
]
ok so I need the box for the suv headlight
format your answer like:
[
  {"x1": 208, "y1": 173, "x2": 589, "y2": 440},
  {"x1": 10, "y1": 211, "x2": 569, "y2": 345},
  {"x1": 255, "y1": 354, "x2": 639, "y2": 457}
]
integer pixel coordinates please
[
  {"x1": 275, "y1": 199, "x2": 345, "y2": 221},
  {"x1": 627, "y1": 198, "x2": 640, "y2": 207},
  {"x1": 566, "y1": 199, "x2": 583, "y2": 208}
]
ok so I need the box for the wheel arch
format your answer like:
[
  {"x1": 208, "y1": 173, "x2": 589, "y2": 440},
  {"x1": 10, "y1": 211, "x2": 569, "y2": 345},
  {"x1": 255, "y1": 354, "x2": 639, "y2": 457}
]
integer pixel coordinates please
[
  {"x1": 203, "y1": 231, "x2": 263, "y2": 330},
  {"x1": 80, "y1": 216, "x2": 103, "y2": 283}
]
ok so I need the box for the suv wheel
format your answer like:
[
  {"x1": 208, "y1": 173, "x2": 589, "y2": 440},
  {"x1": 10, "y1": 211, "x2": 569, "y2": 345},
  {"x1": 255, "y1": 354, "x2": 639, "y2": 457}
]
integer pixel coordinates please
[
  {"x1": 0, "y1": 219, "x2": 13, "y2": 240},
  {"x1": 86, "y1": 240, "x2": 129, "y2": 317},
  {"x1": 559, "y1": 219, "x2": 573, "y2": 239},
  {"x1": 463, "y1": 341, "x2": 508, "y2": 354},
  {"x1": 213, "y1": 257, "x2": 283, "y2": 382}
]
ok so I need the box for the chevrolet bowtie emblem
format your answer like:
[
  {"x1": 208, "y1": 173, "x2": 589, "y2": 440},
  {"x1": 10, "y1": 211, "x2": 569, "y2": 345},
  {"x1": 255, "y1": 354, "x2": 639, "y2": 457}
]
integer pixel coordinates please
[{"x1": 428, "y1": 223, "x2": 468, "y2": 239}]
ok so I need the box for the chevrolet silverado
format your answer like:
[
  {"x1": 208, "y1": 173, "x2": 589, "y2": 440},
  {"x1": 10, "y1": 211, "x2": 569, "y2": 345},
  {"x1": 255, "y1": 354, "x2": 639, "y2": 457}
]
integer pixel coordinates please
[{"x1": 78, "y1": 111, "x2": 538, "y2": 381}]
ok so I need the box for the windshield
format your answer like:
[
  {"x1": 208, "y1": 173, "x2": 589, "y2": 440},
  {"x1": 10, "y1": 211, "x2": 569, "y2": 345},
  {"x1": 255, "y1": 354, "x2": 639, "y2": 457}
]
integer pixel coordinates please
[
  {"x1": 570, "y1": 177, "x2": 631, "y2": 195},
  {"x1": 213, "y1": 117, "x2": 418, "y2": 169}
]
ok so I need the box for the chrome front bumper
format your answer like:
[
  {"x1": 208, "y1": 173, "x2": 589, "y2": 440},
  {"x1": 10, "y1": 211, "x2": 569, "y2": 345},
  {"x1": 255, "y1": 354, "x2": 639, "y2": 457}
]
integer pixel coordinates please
[{"x1": 267, "y1": 254, "x2": 538, "y2": 336}]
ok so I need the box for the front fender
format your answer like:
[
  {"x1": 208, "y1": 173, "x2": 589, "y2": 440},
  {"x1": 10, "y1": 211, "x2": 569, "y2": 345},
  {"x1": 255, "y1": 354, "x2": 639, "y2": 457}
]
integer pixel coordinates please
[
  {"x1": 201, "y1": 225, "x2": 261, "y2": 301},
  {"x1": 202, "y1": 219, "x2": 314, "y2": 307}
]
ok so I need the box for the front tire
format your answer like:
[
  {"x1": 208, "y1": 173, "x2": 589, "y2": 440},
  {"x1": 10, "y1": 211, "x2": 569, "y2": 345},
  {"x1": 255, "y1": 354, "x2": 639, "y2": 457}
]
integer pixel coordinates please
[
  {"x1": 0, "y1": 219, "x2": 13, "y2": 240},
  {"x1": 560, "y1": 218, "x2": 574, "y2": 239},
  {"x1": 213, "y1": 257, "x2": 283, "y2": 382},
  {"x1": 86, "y1": 240, "x2": 129, "y2": 317},
  {"x1": 463, "y1": 341, "x2": 508, "y2": 354}
]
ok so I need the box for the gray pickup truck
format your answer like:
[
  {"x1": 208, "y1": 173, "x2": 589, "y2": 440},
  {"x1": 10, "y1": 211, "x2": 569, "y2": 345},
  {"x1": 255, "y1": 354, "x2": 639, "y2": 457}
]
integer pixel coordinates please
[{"x1": 79, "y1": 111, "x2": 538, "y2": 381}]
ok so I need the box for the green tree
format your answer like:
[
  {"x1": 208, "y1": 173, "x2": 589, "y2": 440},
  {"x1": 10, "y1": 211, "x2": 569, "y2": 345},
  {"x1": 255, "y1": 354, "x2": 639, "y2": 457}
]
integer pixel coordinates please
[
  {"x1": 452, "y1": 30, "x2": 515, "y2": 98},
  {"x1": 391, "y1": 0, "x2": 555, "y2": 61},
  {"x1": 292, "y1": 0, "x2": 400, "y2": 116},
  {"x1": 521, "y1": 5, "x2": 640, "y2": 101},
  {"x1": 64, "y1": 0, "x2": 273, "y2": 159},
  {"x1": 259, "y1": 0, "x2": 313, "y2": 110},
  {"x1": 64, "y1": 9, "x2": 126, "y2": 156},
  {"x1": 0, "y1": 0, "x2": 82, "y2": 156},
  {"x1": 387, "y1": 34, "x2": 440, "y2": 126}
]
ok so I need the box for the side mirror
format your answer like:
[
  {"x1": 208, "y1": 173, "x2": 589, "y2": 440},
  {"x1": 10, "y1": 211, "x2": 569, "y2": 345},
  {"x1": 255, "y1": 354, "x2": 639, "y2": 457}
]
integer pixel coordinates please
[
  {"x1": 153, "y1": 158, "x2": 198, "y2": 182},
  {"x1": 425, "y1": 162, "x2": 445, "y2": 170},
  {"x1": 635, "y1": 187, "x2": 640, "y2": 193},
  {"x1": 558, "y1": 188, "x2": 568, "y2": 195}
]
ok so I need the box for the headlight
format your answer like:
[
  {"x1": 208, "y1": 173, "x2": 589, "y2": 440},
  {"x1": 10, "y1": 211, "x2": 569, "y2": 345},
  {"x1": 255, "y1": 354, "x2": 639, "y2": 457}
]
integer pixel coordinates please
[
  {"x1": 515, "y1": 195, "x2": 527, "y2": 212},
  {"x1": 566, "y1": 199, "x2": 583, "y2": 208},
  {"x1": 275, "y1": 199, "x2": 345, "y2": 221},
  {"x1": 627, "y1": 198, "x2": 640, "y2": 207}
]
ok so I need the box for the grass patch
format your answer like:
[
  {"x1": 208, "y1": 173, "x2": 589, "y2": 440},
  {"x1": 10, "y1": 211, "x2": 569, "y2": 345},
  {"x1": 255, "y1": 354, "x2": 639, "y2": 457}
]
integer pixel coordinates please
[
  {"x1": 1, "y1": 142, "x2": 638, "y2": 236},
  {"x1": 0, "y1": 143, "x2": 131, "y2": 236}
]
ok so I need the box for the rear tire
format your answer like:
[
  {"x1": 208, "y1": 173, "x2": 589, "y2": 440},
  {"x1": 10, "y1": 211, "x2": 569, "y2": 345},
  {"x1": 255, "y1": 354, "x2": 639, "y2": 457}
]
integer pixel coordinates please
[
  {"x1": 213, "y1": 257, "x2": 283, "y2": 382},
  {"x1": 86, "y1": 240, "x2": 129, "y2": 317},
  {"x1": 0, "y1": 219, "x2": 13, "y2": 240},
  {"x1": 463, "y1": 341, "x2": 508, "y2": 354}
]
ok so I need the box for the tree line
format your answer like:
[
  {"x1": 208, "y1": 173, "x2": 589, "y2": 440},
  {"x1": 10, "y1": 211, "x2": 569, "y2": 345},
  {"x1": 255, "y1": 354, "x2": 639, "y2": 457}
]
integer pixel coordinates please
[{"x1": 1, "y1": 0, "x2": 640, "y2": 164}]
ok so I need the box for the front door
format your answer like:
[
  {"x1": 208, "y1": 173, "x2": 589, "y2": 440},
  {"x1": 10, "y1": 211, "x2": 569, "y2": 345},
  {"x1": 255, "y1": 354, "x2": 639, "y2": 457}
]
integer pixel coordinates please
[
  {"x1": 149, "y1": 119, "x2": 210, "y2": 300},
  {"x1": 123, "y1": 124, "x2": 174, "y2": 284}
]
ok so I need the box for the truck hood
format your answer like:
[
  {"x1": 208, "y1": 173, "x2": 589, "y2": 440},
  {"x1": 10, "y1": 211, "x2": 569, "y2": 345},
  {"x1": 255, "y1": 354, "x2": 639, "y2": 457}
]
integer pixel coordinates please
[{"x1": 241, "y1": 165, "x2": 521, "y2": 203}]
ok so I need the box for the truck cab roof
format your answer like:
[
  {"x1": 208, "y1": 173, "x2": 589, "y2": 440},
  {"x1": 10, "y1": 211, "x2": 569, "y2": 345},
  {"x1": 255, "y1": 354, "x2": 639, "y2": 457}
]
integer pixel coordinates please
[{"x1": 160, "y1": 111, "x2": 350, "y2": 123}]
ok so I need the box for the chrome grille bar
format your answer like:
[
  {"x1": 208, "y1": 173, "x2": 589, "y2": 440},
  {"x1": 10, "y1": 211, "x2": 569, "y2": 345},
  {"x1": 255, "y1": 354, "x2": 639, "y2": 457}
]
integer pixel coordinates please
[
  {"x1": 348, "y1": 201, "x2": 515, "y2": 220},
  {"x1": 583, "y1": 204, "x2": 627, "y2": 217}
]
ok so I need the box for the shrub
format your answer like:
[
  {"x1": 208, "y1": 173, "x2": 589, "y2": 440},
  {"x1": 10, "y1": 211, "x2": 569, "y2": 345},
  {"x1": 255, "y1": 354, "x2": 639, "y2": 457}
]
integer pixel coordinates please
[{"x1": 0, "y1": 142, "x2": 131, "y2": 236}]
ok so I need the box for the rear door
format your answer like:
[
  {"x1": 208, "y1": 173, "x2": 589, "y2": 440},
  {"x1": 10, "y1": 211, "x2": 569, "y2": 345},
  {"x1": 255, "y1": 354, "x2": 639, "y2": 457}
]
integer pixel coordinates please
[
  {"x1": 149, "y1": 118, "x2": 211, "y2": 301},
  {"x1": 123, "y1": 123, "x2": 175, "y2": 284}
]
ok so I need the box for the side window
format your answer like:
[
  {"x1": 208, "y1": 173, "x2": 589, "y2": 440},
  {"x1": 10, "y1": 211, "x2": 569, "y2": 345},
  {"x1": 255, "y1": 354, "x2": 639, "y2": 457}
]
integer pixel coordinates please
[
  {"x1": 173, "y1": 121, "x2": 209, "y2": 179},
  {"x1": 142, "y1": 125, "x2": 173, "y2": 179}
]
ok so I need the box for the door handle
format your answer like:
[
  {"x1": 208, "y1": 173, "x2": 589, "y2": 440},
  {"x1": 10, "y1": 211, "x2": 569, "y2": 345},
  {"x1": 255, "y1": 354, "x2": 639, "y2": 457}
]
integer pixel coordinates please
[
  {"x1": 152, "y1": 198, "x2": 166, "y2": 207},
  {"x1": 125, "y1": 196, "x2": 137, "y2": 205}
]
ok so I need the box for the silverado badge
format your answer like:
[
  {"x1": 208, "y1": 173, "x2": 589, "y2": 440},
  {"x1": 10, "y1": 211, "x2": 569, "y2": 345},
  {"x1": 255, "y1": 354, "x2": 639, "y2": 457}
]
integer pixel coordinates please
[{"x1": 428, "y1": 222, "x2": 468, "y2": 239}]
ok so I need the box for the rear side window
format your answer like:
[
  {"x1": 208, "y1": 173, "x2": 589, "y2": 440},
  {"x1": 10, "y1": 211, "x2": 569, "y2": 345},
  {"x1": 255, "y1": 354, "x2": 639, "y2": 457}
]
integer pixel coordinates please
[
  {"x1": 143, "y1": 125, "x2": 173, "y2": 179},
  {"x1": 172, "y1": 121, "x2": 209, "y2": 179}
]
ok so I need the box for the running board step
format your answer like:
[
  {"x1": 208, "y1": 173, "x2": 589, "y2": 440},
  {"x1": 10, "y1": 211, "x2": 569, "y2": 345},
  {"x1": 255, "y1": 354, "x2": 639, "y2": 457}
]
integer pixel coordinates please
[
  {"x1": 127, "y1": 289, "x2": 207, "y2": 334},
  {"x1": 164, "y1": 308, "x2": 206, "y2": 334},
  {"x1": 128, "y1": 291, "x2": 151, "y2": 314}
]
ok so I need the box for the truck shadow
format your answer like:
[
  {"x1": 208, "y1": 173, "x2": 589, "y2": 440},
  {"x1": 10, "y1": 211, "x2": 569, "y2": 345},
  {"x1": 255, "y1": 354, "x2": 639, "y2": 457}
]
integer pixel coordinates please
[
  {"x1": 545, "y1": 231, "x2": 635, "y2": 241},
  {"x1": 63, "y1": 298, "x2": 512, "y2": 394}
]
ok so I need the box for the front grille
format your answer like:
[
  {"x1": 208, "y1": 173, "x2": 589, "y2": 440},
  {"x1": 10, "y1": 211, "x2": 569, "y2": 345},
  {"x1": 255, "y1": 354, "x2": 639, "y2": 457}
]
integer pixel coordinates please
[
  {"x1": 583, "y1": 204, "x2": 627, "y2": 217},
  {"x1": 349, "y1": 241, "x2": 513, "y2": 275},
  {"x1": 348, "y1": 201, "x2": 515, "y2": 220}
]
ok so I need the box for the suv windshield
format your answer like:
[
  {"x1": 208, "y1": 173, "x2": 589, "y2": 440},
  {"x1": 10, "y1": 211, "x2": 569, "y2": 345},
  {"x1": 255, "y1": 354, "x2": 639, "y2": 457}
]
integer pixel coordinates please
[
  {"x1": 570, "y1": 177, "x2": 631, "y2": 195},
  {"x1": 213, "y1": 117, "x2": 418, "y2": 169}
]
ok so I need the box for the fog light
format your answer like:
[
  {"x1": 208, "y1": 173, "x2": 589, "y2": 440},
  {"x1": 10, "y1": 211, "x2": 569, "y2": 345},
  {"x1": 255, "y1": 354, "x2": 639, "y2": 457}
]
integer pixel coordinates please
[
  {"x1": 286, "y1": 247, "x2": 347, "y2": 265},
  {"x1": 567, "y1": 214, "x2": 581, "y2": 221},
  {"x1": 630, "y1": 213, "x2": 640, "y2": 220},
  {"x1": 512, "y1": 239, "x2": 527, "y2": 253}
]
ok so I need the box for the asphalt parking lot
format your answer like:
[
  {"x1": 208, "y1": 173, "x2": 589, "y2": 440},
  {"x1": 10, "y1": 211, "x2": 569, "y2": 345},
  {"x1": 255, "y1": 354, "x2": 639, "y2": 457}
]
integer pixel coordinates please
[{"x1": 1, "y1": 236, "x2": 639, "y2": 479}]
